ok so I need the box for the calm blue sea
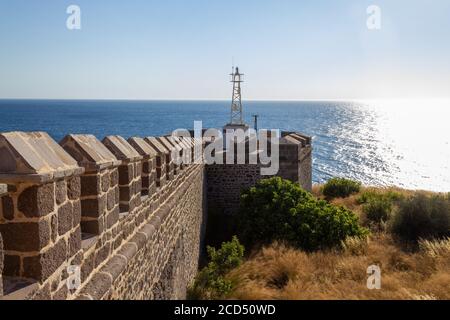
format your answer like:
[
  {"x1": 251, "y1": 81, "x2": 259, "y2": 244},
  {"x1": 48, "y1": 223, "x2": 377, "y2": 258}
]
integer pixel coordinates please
[{"x1": 0, "y1": 99, "x2": 449, "y2": 192}]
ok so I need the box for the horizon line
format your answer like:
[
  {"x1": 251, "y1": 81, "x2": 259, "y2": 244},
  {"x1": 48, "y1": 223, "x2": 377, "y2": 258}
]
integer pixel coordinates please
[{"x1": 1, "y1": 97, "x2": 449, "y2": 102}]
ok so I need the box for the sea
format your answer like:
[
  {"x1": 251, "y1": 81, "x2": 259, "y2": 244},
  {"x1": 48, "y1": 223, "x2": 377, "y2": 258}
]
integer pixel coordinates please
[{"x1": 0, "y1": 99, "x2": 449, "y2": 192}]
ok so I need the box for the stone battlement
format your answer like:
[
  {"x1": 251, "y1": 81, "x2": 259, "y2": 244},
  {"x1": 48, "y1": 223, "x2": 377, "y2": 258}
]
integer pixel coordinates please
[{"x1": 0, "y1": 130, "x2": 311, "y2": 300}]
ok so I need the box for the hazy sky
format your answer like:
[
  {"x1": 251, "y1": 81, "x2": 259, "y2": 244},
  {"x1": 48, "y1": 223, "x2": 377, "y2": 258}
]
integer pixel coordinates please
[{"x1": 0, "y1": 0, "x2": 449, "y2": 100}]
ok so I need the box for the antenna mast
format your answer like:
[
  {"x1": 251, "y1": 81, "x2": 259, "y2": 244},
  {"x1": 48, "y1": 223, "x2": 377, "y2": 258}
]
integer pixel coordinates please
[{"x1": 230, "y1": 67, "x2": 244, "y2": 125}]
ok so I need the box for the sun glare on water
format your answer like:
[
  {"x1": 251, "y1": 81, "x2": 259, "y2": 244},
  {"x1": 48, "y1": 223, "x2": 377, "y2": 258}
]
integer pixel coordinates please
[{"x1": 356, "y1": 99, "x2": 450, "y2": 192}]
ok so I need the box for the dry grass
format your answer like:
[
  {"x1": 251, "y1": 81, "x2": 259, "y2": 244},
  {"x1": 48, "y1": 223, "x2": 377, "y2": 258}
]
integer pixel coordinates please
[
  {"x1": 225, "y1": 235, "x2": 450, "y2": 300},
  {"x1": 219, "y1": 185, "x2": 449, "y2": 300}
]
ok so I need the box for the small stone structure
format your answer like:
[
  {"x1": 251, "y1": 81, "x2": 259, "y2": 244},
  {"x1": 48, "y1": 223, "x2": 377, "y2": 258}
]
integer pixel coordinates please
[{"x1": 0, "y1": 130, "x2": 311, "y2": 300}]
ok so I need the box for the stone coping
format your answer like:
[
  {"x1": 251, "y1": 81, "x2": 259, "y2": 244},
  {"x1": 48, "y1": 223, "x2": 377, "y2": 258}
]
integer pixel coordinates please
[
  {"x1": 158, "y1": 136, "x2": 181, "y2": 152},
  {"x1": 173, "y1": 136, "x2": 191, "y2": 149},
  {"x1": 102, "y1": 135, "x2": 142, "y2": 162},
  {"x1": 144, "y1": 137, "x2": 170, "y2": 155},
  {"x1": 0, "y1": 132, "x2": 84, "y2": 183},
  {"x1": 60, "y1": 134, "x2": 122, "y2": 172},
  {"x1": 281, "y1": 132, "x2": 312, "y2": 146},
  {"x1": 128, "y1": 137, "x2": 158, "y2": 159}
]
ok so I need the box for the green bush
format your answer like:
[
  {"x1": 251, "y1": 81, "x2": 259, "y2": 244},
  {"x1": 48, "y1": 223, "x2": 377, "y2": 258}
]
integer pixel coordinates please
[
  {"x1": 363, "y1": 197, "x2": 393, "y2": 223},
  {"x1": 391, "y1": 194, "x2": 450, "y2": 242},
  {"x1": 188, "y1": 236, "x2": 244, "y2": 299},
  {"x1": 238, "y1": 177, "x2": 368, "y2": 251},
  {"x1": 357, "y1": 190, "x2": 403, "y2": 205},
  {"x1": 322, "y1": 178, "x2": 361, "y2": 198}
]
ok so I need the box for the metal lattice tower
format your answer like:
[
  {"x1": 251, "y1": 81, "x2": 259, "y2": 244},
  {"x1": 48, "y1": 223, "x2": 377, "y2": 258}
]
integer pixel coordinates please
[{"x1": 230, "y1": 67, "x2": 244, "y2": 125}]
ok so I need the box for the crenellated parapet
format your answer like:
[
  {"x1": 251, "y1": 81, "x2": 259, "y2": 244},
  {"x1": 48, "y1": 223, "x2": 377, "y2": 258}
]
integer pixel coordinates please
[
  {"x1": 0, "y1": 131, "x2": 204, "y2": 300},
  {"x1": 0, "y1": 128, "x2": 311, "y2": 300},
  {"x1": 127, "y1": 137, "x2": 157, "y2": 197},
  {"x1": 0, "y1": 132, "x2": 84, "y2": 299}
]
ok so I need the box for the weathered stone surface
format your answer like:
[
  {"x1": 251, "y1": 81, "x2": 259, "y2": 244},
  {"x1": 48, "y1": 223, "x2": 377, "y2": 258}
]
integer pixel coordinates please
[
  {"x1": 102, "y1": 136, "x2": 142, "y2": 162},
  {"x1": 18, "y1": 183, "x2": 55, "y2": 217},
  {"x1": 106, "y1": 207, "x2": 119, "y2": 229},
  {"x1": 68, "y1": 227, "x2": 82, "y2": 257},
  {"x1": 145, "y1": 137, "x2": 169, "y2": 155},
  {"x1": 67, "y1": 176, "x2": 81, "y2": 200},
  {"x1": 0, "y1": 131, "x2": 82, "y2": 180},
  {"x1": 50, "y1": 214, "x2": 58, "y2": 242},
  {"x1": 81, "y1": 196, "x2": 106, "y2": 218},
  {"x1": 55, "y1": 180, "x2": 66, "y2": 205},
  {"x1": 3, "y1": 255, "x2": 20, "y2": 277},
  {"x1": 57, "y1": 202, "x2": 73, "y2": 235},
  {"x1": 1, "y1": 195, "x2": 14, "y2": 220},
  {"x1": 118, "y1": 164, "x2": 134, "y2": 185},
  {"x1": 80, "y1": 175, "x2": 100, "y2": 196},
  {"x1": 0, "y1": 220, "x2": 50, "y2": 251},
  {"x1": 110, "y1": 169, "x2": 119, "y2": 186},
  {"x1": 100, "y1": 255, "x2": 127, "y2": 281},
  {"x1": 22, "y1": 238, "x2": 67, "y2": 281},
  {"x1": 95, "y1": 241, "x2": 111, "y2": 267},
  {"x1": 128, "y1": 137, "x2": 158, "y2": 158},
  {"x1": 101, "y1": 173, "x2": 110, "y2": 192},
  {"x1": 52, "y1": 284, "x2": 68, "y2": 300},
  {"x1": 73, "y1": 200, "x2": 81, "y2": 226},
  {"x1": 30, "y1": 283, "x2": 51, "y2": 300},
  {"x1": 130, "y1": 232, "x2": 146, "y2": 249},
  {"x1": 81, "y1": 219, "x2": 103, "y2": 235},
  {"x1": 79, "y1": 272, "x2": 112, "y2": 300},
  {"x1": 106, "y1": 189, "x2": 116, "y2": 211},
  {"x1": 117, "y1": 243, "x2": 137, "y2": 262},
  {"x1": 81, "y1": 253, "x2": 95, "y2": 282},
  {"x1": 119, "y1": 186, "x2": 133, "y2": 202}
]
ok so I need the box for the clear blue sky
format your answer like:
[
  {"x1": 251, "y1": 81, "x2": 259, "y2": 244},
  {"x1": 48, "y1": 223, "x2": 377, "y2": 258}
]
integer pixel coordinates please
[{"x1": 0, "y1": 0, "x2": 449, "y2": 100}]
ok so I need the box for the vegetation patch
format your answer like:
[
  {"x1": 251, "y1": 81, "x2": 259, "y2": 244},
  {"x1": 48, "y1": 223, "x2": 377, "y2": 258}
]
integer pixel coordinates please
[
  {"x1": 188, "y1": 236, "x2": 244, "y2": 300},
  {"x1": 322, "y1": 177, "x2": 361, "y2": 198},
  {"x1": 391, "y1": 194, "x2": 450, "y2": 242},
  {"x1": 237, "y1": 177, "x2": 368, "y2": 251}
]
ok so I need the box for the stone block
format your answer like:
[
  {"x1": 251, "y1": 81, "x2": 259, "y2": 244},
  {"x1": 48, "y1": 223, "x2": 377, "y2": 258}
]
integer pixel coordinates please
[
  {"x1": 57, "y1": 202, "x2": 73, "y2": 235},
  {"x1": 81, "y1": 196, "x2": 106, "y2": 218},
  {"x1": 0, "y1": 220, "x2": 50, "y2": 251},
  {"x1": 110, "y1": 169, "x2": 119, "y2": 187},
  {"x1": 55, "y1": 180, "x2": 66, "y2": 205},
  {"x1": 119, "y1": 164, "x2": 134, "y2": 185},
  {"x1": 0, "y1": 132, "x2": 82, "y2": 182},
  {"x1": 101, "y1": 172, "x2": 110, "y2": 192},
  {"x1": 22, "y1": 238, "x2": 67, "y2": 281},
  {"x1": 18, "y1": 183, "x2": 55, "y2": 217},
  {"x1": 102, "y1": 135, "x2": 142, "y2": 162},
  {"x1": 1, "y1": 195, "x2": 14, "y2": 220},
  {"x1": 67, "y1": 176, "x2": 81, "y2": 200},
  {"x1": 60, "y1": 134, "x2": 121, "y2": 172},
  {"x1": 80, "y1": 175, "x2": 100, "y2": 197},
  {"x1": 68, "y1": 227, "x2": 82, "y2": 257}
]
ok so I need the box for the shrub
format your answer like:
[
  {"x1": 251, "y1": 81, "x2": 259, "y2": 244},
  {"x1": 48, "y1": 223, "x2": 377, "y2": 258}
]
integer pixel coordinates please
[
  {"x1": 188, "y1": 236, "x2": 244, "y2": 299},
  {"x1": 322, "y1": 178, "x2": 361, "y2": 198},
  {"x1": 357, "y1": 189, "x2": 403, "y2": 205},
  {"x1": 341, "y1": 236, "x2": 369, "y2": 256},
  {"x1": 363, "y1": 197, "x2": 393, "y2": 223},
  {"x1": 419, "y1": 238, "x2": 450, "y2": 258},
  {"x1": 391, "y1": 194, "x2": 450, "y2": 242},
  {"x1": 238, "y1": 177, "x2": 368, "y2": 251}
]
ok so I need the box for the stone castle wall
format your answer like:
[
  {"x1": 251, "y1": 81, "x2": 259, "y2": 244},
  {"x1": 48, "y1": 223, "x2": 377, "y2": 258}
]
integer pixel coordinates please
[
  {"x1": 206, "y1": 132, "x2": 313, "y2": 217},
  {"x1": 0, "y1": 130, "x2": 311, "y2": 300}
]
